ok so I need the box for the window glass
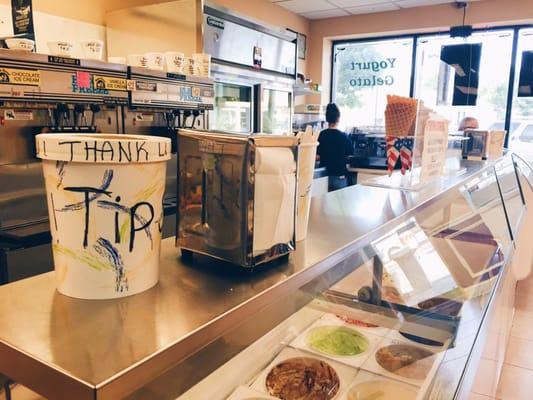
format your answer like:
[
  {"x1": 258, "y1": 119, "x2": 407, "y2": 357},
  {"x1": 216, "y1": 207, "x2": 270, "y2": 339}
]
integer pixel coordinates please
[
  {"x1": 509, "y1": 28, "x2": 533, "y2": 152},
  {"x1": 332, "y1": 38, "x2": 414, "y2": 130},
  {"x1": 414, "y1": 30, "x2": 514, "y2": 133}
]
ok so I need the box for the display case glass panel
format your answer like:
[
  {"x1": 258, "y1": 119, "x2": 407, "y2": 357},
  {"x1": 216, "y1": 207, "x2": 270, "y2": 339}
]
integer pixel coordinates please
[
  {"x1": 124, "y1": 161, "x2": 525, "y2": 400},
  {"x1": 211, "y1": 83, "x2": 252, "y2": 133},
  {"x1": 261, "y1": 89, "x2": 291, "y2": 134}
]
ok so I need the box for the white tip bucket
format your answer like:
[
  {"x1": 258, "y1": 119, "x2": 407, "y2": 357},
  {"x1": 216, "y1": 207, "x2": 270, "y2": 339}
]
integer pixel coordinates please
[{"x1": 35, "y1": 133, "x2": 171, "y2": 300}]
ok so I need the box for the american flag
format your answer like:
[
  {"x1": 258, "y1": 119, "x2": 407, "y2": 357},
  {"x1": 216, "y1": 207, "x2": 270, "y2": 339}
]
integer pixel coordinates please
[
  {"x1": 400, "y1": 141, "x2": 413, "y2": 175},
  {"x1": 386, "y1": 136, "x2": 400, "y2": 176}
]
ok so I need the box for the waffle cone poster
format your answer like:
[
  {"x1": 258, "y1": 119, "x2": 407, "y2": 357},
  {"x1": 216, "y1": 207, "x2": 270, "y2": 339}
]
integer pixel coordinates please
[{"x1": 420, "y1": 119, "x2": 449, "y2": 183}]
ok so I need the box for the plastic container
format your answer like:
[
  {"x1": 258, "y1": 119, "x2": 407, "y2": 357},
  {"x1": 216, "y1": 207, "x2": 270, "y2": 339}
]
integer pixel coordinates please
[
  {"x1": 35, "y1": 133, "x2": 171, "y2": 299},
  {"x1": 5, "y1": 38, "x2": 35, "y2": 52},
  {"x1": 47, "y1": 41, "x2": 74, "y2": 57},
  {"x1": 145, "y1": 52, "x2": 164, "y2": 71},
  {"x1": 164, "y1": 51, "x2": 185, "y2": 73},
  {"x1": 81, "y1": 40, "x2": 104, "y2": 60},
  {"x1": 127, "y1": 54, "x2": 148, "y2": 68}
]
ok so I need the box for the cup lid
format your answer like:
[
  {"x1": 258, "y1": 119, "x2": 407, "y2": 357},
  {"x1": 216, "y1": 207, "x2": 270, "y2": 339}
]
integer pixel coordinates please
[{"x1": 35, "y1": 133, "x2": 171, "y2": 163}]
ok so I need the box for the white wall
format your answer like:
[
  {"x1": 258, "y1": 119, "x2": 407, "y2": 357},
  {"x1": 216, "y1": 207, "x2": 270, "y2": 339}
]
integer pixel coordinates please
[{"x1": 0, "y1": 4, "x2": 106, "y2": 59}]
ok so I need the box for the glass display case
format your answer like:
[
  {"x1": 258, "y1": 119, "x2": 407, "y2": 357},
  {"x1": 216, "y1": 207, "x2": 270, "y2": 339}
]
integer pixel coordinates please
[
  {"x1": 210, "y1": 83, "x2": 252, "y2": 134},
  {"x1": 260, "y1": 88, "x2": 292, "y2": 135},
  {"x1": 0, "y1": 156, "x2": 529, "y2": 400},
  {"x1": 122, "y1": 157, "x2": 526, "y2": 400}
]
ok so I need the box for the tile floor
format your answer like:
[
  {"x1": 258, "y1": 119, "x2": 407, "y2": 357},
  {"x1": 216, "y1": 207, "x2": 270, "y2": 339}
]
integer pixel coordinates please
[{"x1": 469, "y1": 275, "x2": 533, "y2": 400}]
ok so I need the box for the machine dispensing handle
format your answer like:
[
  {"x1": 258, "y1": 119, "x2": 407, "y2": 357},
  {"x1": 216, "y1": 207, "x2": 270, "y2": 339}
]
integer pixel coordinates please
[
  {"x1": 90, "y1": 104, "x2": 101, "y2": 127},
  {"x1": 201, "y1": 169, "x2": 207, "y2": 226},
  {"x1": 74, "y1": 104, "x2": 85, "y2": 127}
]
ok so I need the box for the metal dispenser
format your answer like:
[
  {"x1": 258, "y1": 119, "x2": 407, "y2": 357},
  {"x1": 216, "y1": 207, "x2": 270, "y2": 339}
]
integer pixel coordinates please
[{"x1": 177, "y1": 129, "x2": 299, "y2": 267}]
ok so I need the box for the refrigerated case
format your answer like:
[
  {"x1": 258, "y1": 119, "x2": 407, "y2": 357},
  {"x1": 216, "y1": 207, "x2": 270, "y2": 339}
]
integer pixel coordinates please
[
  {"x1": 204, "y1": 2, "x2": 296, "y2": 135},
  {"x1": 257, "y1": 86, "x2": 292, "y2": 135},
  {"x1": 0, "y1": 156, "x2": 530, "y2": 400},
  {"x1": 210, "y1": 82, "x2": 253, "y2": 134}
]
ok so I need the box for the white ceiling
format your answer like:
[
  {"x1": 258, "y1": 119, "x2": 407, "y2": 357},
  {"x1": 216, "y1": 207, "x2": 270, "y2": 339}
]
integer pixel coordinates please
[{"x1": 270, "y1": 0, "x2": 479, "y2": 20}]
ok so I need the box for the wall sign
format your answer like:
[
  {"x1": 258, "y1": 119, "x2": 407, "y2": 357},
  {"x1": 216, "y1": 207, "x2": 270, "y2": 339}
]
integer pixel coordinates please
[
  {"x1": 0, "y1": 67, "x2": 40, "y2": 86},
  {"x1": 347, "y1": 58, "x2": 397, "y2": 88},
  {"x1": 518, "y1": 51, "x2": 533, "y2": 97},
  {"x1": 11, "y1": 0, "x2": 34, "y2": 40},
  {"x1": 93, "y1": 75, "x2": 128, "y2": 91},
  {"x1": 440, "y1": 43, "x2": 482, "y2": 106},
  {"x1": 298, "y1": 33, "x2": 307, "y2": 60}
]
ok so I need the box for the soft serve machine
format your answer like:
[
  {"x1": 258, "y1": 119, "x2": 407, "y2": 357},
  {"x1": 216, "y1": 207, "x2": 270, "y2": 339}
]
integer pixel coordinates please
[{"x1": 0, "y1": 49, "x2": 213, "y2": 283}]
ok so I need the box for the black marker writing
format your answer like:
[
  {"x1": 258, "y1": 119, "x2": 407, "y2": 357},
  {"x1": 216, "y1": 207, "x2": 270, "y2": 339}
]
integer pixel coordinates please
[
  {"x1": 118, "y1": 142, "x2": 132, "y2": 162},
  {"x1": 63, "y1": 186, "x2": 112, "y2": 248},
  {"x1": 136, "y1": 142, "x2": 149, "y2": 161},
  {"x1": 58, "y1": 140, "x2": 82, "y2": 162},
  {"x1": 114, "y1": 196, "x2": 121, "y2": 244},
  {"x1": 129, "y1": 202, "x2": 154, "y2": 252}
]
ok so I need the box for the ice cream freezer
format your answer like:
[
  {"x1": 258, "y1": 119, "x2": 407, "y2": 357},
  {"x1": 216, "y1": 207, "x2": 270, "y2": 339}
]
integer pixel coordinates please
[{"x1": 0, "y1": 155, "x2": 530, "y2": 400}]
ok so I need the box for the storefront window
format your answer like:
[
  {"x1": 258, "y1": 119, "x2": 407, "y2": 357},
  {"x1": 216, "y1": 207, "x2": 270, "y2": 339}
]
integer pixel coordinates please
[
  {"x1": 509, "y1": 28, "x2": 533, "y2": 152},
  {"x1": 414, "y1": 30, "x2": 514, "y2": 132},
  {"x1": 331, "y1": 38, "x2": 414, "y2": 130}
]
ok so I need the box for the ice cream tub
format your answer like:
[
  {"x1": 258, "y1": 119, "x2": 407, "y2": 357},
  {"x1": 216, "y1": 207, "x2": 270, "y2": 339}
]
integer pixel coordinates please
[{"x1": 35, "y1": 133, "x2": 171, "y2": 300}]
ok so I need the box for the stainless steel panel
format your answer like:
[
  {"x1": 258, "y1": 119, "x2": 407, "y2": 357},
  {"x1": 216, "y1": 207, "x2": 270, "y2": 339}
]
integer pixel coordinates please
[
  {"x1": 1, "y1": 243, "x2": 53, "y2": 282},
  {"x1": 0, "y1": 49, "x2": 128, "y2": 105},
  {"x1": 203, "y1": 5, "x2": 297, "y2": 77}
]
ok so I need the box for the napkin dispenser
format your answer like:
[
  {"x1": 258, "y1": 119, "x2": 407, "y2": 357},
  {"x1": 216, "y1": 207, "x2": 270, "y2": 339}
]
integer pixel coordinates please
[
  {"x1": 176, "y1": 129, "x2": 299, "y2": 267},
  {"x1": 462, "y1": 129, "x2": 490, "y2": 160}
]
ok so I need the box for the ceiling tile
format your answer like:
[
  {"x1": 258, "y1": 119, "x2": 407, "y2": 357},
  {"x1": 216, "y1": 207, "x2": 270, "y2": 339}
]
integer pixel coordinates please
[
  {"x1": 327, "y1": 0, "x2": 389, "y2": 7},
  {"x1": 394, "y1": 0, "x2": 454, "y2": 7},
  {"x1": 345, "y1": 3, "x2": 400, "y2": 14},
  {"x1": 275, "y1": 0, "x2": 336, "y2": 13},
  {"x1": 301, "y1": 8, "x2": 351, "y2": 19}
]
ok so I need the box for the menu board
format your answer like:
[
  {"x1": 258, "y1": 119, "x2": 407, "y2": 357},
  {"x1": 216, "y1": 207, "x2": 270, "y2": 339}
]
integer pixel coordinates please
[{"x1": 420, "y1": 119, "x2": 449, "y2": 183}]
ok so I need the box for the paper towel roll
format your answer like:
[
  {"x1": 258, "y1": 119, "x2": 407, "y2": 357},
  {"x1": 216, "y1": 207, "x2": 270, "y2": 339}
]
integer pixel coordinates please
[
  {"x1": 253, "y1": 147, "x2": 297, "y2": 253},
  {"x1": 254, "y1": 147, "x2": 296, "y2": 175}
]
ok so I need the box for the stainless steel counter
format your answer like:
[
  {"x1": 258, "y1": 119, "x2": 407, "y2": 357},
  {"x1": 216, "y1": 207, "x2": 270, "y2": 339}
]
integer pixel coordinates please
[{"x1": 0, "y1": 158, "x2": 496, "y2": 400}]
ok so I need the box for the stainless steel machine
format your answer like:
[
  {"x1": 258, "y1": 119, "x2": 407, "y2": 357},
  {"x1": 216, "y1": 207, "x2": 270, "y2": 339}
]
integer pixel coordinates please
[
  {"x1": 0, "y1": 49, "x2": 214, "y2": 282},
  {"x1": 177, "y1": 129, "x2": 298, "y2": 267},
  {"x1": 0, "y1": 49, "x2": 127, "y2": 283},
  {"x1": 203, "y1": 3, "x2": 297, "y2": 135}
]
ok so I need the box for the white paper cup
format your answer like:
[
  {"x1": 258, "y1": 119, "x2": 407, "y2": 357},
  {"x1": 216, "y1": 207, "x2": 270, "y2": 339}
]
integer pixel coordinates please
[
  {"x1": 35, "y1": 133, "x2": 171, "y2": 300},
  {"x1": 81, "y1": 40, "x2": 104, "y2": 60},
  {"x1": 296, "y1": 142, "x2": 318, "y2": 241},
  {"x1": 108, "y1": 56, "x2": 127, "y2": 64},
  {"x1": 164, "y1": 51, "x2": 185, "y2": 73},
  {"x1": 128, "y1": 54, "x2": 148, "y2": 68},
  {"x1": 5, "y1": 38, "x2": 35, "y2": 52},
  {"x1": 145, "y1": 52, "x2": 164, "y2": 70},
  {"x1": 192, "y1": 53, "x2": 211, "y2": 77},
  {"x1": 47, "y1": 41, "x2": 74, "y2": 57},
  {"x1": 183, "y1": 57, "x2": 195, "y2": 76}
]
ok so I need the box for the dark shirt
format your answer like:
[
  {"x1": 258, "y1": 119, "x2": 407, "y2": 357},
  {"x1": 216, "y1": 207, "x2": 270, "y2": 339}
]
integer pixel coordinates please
[{"x1": 317, "y1": 128, "x2": 353, "y2": 176}]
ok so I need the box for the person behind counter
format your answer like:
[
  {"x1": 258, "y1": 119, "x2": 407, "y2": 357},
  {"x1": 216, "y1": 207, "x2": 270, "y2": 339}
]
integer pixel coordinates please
[
  {"x1": 459, "y1": 116, "x2": 479, "y2": 131},
  {"x1": 317, "y1": 103, "x2": 354, "y2": 191}
]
